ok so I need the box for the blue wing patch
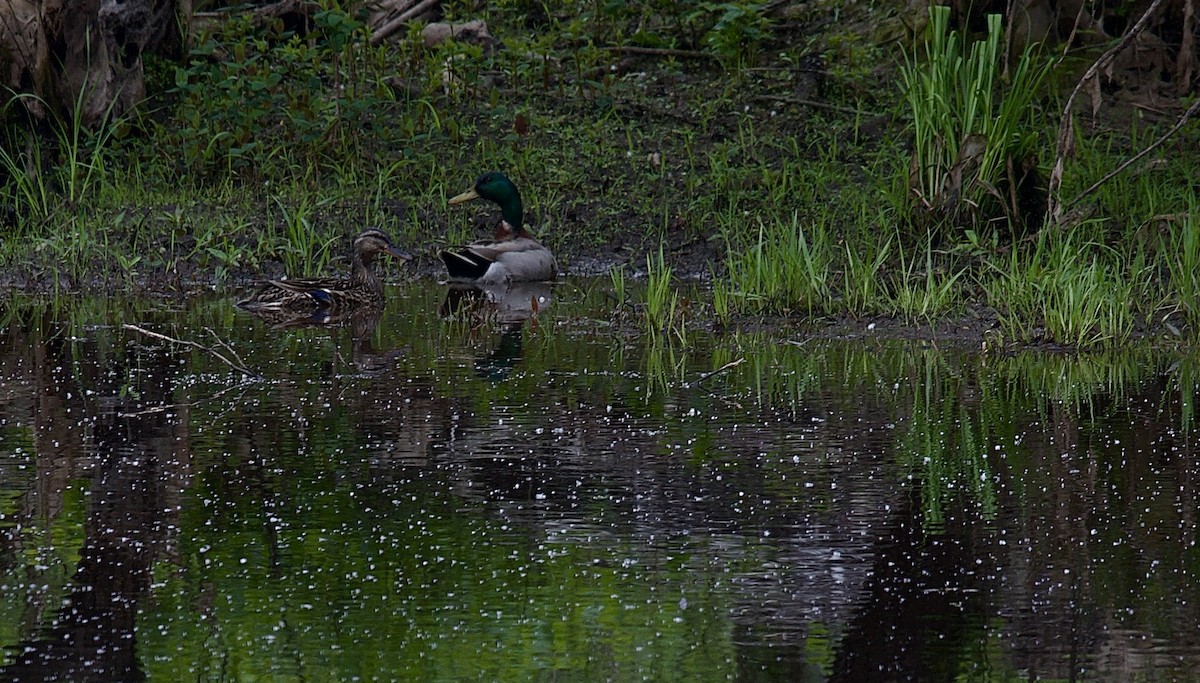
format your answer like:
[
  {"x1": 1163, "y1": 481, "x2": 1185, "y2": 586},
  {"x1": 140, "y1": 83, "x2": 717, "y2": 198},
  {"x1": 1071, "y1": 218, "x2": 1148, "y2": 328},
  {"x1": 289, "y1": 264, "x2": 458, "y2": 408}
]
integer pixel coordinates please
[{"x1": 307, "y1": 289, "x2": 333, "y2": 305}]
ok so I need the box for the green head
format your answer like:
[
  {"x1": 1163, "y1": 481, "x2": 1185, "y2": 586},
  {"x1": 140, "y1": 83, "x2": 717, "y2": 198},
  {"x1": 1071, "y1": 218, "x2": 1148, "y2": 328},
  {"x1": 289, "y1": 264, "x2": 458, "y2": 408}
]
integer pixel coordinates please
[{"x1": 449, "y1": 171, "x2": 524, "y2": 232}]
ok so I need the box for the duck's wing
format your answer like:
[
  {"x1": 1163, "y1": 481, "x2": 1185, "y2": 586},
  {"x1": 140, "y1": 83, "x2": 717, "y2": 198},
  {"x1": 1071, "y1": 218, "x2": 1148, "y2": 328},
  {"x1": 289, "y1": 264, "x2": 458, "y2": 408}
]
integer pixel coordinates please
[
  {"x1": 491, "y1": 238, "x2": 557, "y2": 282},
  {"x1": 440, "y1": 245, "x2": 500, "y2": 281},
  {"x1": 270, "y1": 277, "x2": 346, "y2": 297},
  {"x1": 440, "y1": 238, "x2": 557, "y2": 282},
  {"x1": 236, "y1": 277, "x2": 350, "y2": 309}
]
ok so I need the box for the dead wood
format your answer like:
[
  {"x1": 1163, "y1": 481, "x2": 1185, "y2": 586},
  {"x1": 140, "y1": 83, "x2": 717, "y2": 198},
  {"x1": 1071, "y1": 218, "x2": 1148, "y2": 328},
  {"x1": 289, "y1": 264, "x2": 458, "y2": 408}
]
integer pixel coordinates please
[
  {"x1": 0, "y1": 0, "x2": 183, "y2": 125},
  {"x1": 369, "y1": 0, "x2": 440, "y2": 45},
  {"x1": 603, "y1": 45, "x2": 712, "y2": 59},
  {"x1": 755, "y1": 94, "x2": 879, "y2": 117},
  {"x1": 191, "y1": 0, "x2": 309, "y2": 37}
]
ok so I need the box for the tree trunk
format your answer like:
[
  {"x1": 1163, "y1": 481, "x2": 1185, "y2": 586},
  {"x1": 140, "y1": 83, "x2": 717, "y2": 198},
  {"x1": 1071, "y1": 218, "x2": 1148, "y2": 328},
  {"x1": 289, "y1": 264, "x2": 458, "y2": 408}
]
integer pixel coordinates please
[{"x1": 0, "y1": 0, "x2": 187, "y2": 126}]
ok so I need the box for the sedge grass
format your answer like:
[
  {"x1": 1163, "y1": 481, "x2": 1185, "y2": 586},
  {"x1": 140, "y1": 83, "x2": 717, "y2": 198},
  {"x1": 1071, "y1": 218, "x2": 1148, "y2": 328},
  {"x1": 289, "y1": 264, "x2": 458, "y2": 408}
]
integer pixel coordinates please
[
  {"x1": 0, "y1": 122, "x2": 52, "y2": 223},
  {"x1": 723, "y1": 213, "x2": 834, "y2": 315},
  {"x1": 890, "y1": 234, "x2": 966, "y2": 323},
  {"x1": 981, "y1": 230, "x2": 1145, "y2": 346},
  {"x1": 1161, "y1": 202, "x2": 1200, "y2": 326},
  {"x1": 644, "y1": 245, "x2": 686, "y2": 343},
  {"x1": 842, "y1": 229, "x2": 894, "y2": 316},
  {"x1": 273, "y1": 195, "x2": 339, "y2": 277},
  {"x1": 609, "y1": 263, "x2": 629, "y2": 308}
]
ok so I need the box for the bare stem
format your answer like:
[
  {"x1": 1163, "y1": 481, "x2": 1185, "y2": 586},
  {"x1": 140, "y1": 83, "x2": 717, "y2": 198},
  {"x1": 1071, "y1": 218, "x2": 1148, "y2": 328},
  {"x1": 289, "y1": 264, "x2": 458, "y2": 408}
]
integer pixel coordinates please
[{"x1": 1047, "y1": 0, "x2": 1168, "y2": 223}]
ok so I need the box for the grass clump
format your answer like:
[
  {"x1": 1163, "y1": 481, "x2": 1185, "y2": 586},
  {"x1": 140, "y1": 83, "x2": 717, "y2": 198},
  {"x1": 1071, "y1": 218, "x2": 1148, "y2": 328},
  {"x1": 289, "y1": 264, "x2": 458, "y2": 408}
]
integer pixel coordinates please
[
  {"x1": 723, "y1": 214, "x2": 835, "y2": 316},
  {"x1": 1160, "y1": 203, "x2": 1200, "y2": 325},
  {"x1": 890, "y1": 235, "x2": 965, "y2": 323},
  {"x1": 900, "y1": 5, "x2": 1053, "y2": 236},
  {"x1": 644, "y1": 246, "x2": 688, "y2": 343},
  {"x1": 980, "y1": 230, "x2": 1150, "y2": 346}
]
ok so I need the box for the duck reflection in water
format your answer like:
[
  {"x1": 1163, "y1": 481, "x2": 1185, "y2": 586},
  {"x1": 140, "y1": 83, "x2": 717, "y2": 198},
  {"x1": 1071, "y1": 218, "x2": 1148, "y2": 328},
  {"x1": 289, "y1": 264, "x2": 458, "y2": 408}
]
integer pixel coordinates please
[
  {"x1": 439, "y1": 281, "x2": 553, "y2": 382},
  {"x1": 238, "y1": 305, "x2": 406, "y2": 377}
]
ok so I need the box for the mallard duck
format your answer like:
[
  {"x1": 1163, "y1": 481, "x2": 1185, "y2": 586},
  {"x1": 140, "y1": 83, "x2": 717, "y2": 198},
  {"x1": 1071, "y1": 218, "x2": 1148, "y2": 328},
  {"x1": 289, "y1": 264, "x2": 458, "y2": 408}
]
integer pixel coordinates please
[
  {"x1": 442, "y1": 172, "x2": 558, "y2": 284},
  {"x1": 237, "y1": 229, "x2": 411, "y2": 312}
]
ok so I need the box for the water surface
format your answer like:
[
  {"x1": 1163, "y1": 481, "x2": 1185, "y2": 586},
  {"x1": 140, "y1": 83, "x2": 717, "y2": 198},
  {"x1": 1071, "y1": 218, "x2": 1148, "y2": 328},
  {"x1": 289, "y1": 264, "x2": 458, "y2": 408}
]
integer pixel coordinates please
[{"x1": 1, "y1": 280, "x2": 1198, "y2": 681}]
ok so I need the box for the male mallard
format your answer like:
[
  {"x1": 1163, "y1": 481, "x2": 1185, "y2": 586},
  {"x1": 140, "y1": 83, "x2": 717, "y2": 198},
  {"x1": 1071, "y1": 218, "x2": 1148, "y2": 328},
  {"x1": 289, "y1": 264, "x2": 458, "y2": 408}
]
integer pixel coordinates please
[
  {"x1": 237, "y1": 229, "x2": 411, "y2": 312},
  {"x1": 442, "y1": 172, "x2": 557, "y2": 284}
]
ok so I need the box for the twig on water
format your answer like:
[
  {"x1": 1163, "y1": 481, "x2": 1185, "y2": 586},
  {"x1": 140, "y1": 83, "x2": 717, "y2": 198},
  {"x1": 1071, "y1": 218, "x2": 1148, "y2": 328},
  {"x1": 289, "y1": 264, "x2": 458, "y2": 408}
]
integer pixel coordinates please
[
  {"x1": 124, "y1": 324, "x2": 262, "y2": 380},
  {"x1": 205, "y1": 326, "x2": 253, "y2": 374},
  {"x1": 688, "y1": 357, "x2": 745, "y2": 387},
  {"x1": 118, "y1": 381, "x2": 253, "y2": 418}
]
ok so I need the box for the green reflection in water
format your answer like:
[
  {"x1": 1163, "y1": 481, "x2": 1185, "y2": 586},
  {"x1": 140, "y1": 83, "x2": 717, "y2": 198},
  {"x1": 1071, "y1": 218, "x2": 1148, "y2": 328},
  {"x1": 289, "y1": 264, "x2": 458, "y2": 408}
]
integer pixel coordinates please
[
  {"x1": 142, "y1": 484, "x2": 738, "y2": 681},
  {"x1": 1, "y1": 282, "x2": 1200, "y2": 681},
  {"x1": 0, "y1": 479, "x2": 87, "y2": 667}
]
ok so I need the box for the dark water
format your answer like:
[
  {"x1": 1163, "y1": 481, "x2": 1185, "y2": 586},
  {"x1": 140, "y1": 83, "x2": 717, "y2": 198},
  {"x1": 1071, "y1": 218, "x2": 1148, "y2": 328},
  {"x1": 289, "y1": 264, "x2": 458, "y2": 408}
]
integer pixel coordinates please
[{"x1": 1, "y1": 279, "x2": 1198, "y2": 682}]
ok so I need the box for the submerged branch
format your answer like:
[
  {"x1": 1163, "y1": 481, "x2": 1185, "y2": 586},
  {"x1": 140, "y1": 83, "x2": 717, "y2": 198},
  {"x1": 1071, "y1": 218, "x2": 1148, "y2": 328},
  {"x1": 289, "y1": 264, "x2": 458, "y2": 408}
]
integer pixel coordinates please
[{"x1": 124, "y1": 324, "x2": 262, "y2": 380}]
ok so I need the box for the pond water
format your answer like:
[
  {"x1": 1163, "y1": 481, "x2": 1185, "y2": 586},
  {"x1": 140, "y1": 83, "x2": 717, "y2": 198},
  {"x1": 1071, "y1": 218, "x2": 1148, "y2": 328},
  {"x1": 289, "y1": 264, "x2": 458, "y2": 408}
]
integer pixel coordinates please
[{"x1": 0, "y1": 278, "x2": 1198, "y2": 682}]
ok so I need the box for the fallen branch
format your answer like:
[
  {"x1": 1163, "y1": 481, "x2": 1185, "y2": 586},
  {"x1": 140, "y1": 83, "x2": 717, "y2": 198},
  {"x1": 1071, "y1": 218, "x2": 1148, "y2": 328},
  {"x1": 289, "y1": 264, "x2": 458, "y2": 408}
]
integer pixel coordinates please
[
  {"x1": 192, "y1": 0, "x2": 309, "y2": 36},
  {"x1": 1066, "y1": 97, "x2": 1200, "y2": 210},
  {"x1": 1046, "y1": 0, "x2": 1168, "y2": 224},
  {"x1": 603, "y1": 45, "x2": 712, "y2": 59},
  {"x1": 124, "y1": 324, "x2": 262, "y2": 380},
  {"x1": 370, "y1": 0, "x2": 440, "y2": 45},
  {"x1": 205, "y1": 326, "x2": 253, "y2": 374}
]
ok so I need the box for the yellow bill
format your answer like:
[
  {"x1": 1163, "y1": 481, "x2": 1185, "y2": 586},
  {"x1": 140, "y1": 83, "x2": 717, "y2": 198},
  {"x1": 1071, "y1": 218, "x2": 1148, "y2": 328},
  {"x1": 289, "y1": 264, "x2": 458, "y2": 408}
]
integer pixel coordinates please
[{"x1": 449, "y1": 187, "x2": 481, "y2": 205}]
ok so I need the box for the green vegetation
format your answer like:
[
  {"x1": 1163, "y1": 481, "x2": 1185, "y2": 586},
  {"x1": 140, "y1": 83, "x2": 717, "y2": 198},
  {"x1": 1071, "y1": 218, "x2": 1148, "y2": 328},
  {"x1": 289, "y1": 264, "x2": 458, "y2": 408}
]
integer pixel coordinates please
[
  {"x1": 0, "y1": 1, "x2": 1196, "y2": 348},
  {"x1": 643, "y1": 245, "x2": 691, "y2": 343},
  {"x1": 901, "y1": 6, "x2": 1053, "y2": 232}
]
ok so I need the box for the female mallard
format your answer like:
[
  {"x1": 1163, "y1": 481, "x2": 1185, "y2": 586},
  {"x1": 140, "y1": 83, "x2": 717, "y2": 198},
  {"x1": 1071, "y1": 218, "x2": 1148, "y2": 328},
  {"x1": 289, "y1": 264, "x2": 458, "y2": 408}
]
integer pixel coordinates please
[
  {"x1": 237, "y1": 229, "x2": 411, "y2": 312},
  {"x1": 442, "y1": 172, "x2": 557, "y2": 284}
]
